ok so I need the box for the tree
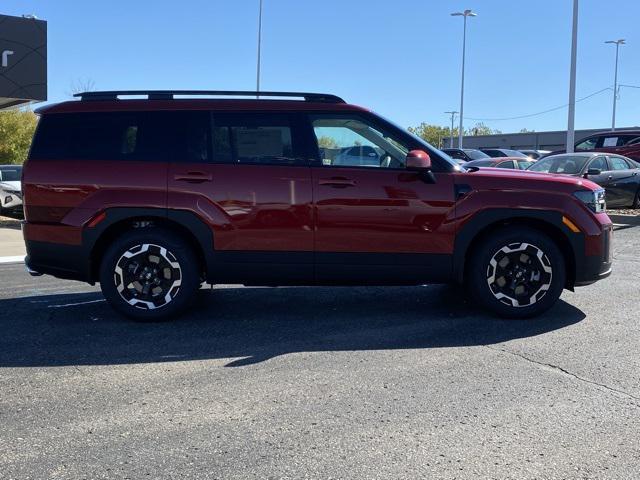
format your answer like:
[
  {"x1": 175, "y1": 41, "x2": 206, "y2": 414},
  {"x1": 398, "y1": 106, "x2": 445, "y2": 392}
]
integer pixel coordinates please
[
  {"x1": 467, "y1": 122, "x2": 502, "y2": 136},
  {"x1": 0, "y1": 109, "x2": 38, "y2": 165},
  {"x1": 408, "y1": 123, "x2": 454, "y2": 148},
  {"x1": 317, "y1": 136, "x2": 338, "y2": 149}
]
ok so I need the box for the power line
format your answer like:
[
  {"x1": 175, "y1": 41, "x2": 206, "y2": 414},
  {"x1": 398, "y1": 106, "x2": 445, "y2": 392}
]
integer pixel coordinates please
[{"x1": 464, "y1": 87, "x2": 612, "y2": 122}]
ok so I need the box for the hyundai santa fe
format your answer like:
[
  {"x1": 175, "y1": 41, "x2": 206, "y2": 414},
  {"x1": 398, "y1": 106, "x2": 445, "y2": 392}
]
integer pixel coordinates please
[{"x1": 22, "y1": 90, "x2": 613, "y2": 321}]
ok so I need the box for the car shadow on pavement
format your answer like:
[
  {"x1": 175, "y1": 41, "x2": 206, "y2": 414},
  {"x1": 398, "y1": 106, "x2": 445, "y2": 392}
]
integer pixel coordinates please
[{"x1": 0, "y1": 285, "x2": 585, "y2": 368}]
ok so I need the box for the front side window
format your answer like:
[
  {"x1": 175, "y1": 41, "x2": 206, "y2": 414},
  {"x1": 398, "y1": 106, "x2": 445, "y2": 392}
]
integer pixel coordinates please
[
  {"x1": 311, "y1": 115, "x2": 409, "y2": 169},
  {"x1": 212, "y1": 113, "x2": 301, "y2": 165},
  {"x1": 588, "y1": 156, "x2": 608, "y2": 171},
  {"x1": 575, "y1": 137, "x2": 598, "y2": 151}
]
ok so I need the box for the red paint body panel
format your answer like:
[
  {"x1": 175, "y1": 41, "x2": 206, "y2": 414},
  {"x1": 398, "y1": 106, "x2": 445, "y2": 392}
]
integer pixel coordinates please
[
  {"x1": 312, "y1": 169, "x2": 456, "y2": 253},
  {"x1": 168, "y1": 163, "x2": 313, "y2": 251}
]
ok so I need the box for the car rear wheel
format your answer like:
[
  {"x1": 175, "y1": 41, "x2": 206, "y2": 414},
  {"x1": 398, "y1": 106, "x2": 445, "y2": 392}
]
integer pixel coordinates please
[
  {"x1": 467, "y1": 227, "x2": 566, "y2": 318},
  {"x1": 99, "y1": 228, "x2": 200, "y2": 321}
]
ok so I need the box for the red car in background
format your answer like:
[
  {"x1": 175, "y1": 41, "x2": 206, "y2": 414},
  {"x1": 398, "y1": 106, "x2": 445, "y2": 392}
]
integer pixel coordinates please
[{"x1": 547, "y1": 130, "x2": 640, "y2": 161}]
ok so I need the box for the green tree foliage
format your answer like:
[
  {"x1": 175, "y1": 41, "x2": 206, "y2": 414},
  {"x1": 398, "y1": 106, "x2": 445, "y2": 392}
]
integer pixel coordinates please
[
  {"x1": 408, "y1": 121, "x2": 503, "y2": 147},
  {"x1": 0, "y1": 109, "x2": 38, "y2": 165},
  {"x1": 317, "y1": 136, "x2": 338, "y2": 149}
]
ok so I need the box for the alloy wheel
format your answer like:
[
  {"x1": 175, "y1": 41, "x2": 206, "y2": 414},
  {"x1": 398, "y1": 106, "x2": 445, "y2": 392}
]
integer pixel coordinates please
[{"x1": 486, "y1": 242, "x2": 553, "y2": 308}]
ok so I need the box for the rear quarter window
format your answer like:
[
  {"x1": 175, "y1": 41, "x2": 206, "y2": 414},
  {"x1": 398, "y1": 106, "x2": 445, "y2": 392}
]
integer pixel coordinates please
[{"x1": 29, "y1": 111, "x2": 210, "y2": 162}]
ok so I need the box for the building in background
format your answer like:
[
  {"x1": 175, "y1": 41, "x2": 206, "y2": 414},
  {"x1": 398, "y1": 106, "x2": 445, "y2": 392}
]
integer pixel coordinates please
[
  {"x1": 0, "y1": 13, "x2": 47, "y2": 110},
  {"x1": 443, "y1": 127, "x2": 640, "y2": 151}
]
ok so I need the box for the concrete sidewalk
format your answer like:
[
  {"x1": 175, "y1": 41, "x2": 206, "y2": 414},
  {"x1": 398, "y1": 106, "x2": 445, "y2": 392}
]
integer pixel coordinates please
[{"x1": 0, "y1": 226, "x2": 25, "y2": 261}]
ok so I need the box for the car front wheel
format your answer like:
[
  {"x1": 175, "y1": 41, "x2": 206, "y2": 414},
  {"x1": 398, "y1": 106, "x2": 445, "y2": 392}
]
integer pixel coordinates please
[{"x1": 467, "y1": 227, "x2": 566, "y2": 318}]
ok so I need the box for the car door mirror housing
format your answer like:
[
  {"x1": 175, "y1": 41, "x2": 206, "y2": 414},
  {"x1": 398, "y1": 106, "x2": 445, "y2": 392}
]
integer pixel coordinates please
[
  {"x1": 406, "y1": 150, "x2": 432, "y2": 170},
  {"x1": 584, "y1": 168, "x2": 602, "y2": 178}
]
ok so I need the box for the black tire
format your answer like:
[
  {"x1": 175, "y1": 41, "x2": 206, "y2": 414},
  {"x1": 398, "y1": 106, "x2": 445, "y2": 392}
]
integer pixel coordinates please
[
  {"x1": 466, "y1": 227, "x2": 566, "y2": 319},
  {"x1": 99, "y1": 228, "x2": 200, "y2": 321},
  {"x1": 632, "y1": 188, "x2": 640, "y2": 209}
]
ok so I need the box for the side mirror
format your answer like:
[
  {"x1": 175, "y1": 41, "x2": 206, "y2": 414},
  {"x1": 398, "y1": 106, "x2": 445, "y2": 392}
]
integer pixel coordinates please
[
  {"x1": 406, "y1": 150, "x2": 432, "y2": 170},
  {"x1": 584, "y1": 168, "x2": 602, "y2": 178}
]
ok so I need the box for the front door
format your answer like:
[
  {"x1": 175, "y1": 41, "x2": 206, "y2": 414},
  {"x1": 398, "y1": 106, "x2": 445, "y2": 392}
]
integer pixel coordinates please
[
  {"x1": 308, "y1": 114, "x2": 456, "y2": 284},
  {"x1": 167, "y1": 111, "x2": 314, "y2": 284}
]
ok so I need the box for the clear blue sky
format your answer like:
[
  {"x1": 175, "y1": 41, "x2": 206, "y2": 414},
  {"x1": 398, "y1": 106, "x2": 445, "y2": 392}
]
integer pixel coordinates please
[{"x1": 4, "y1": 0, "x2": 639, "y2": 133}]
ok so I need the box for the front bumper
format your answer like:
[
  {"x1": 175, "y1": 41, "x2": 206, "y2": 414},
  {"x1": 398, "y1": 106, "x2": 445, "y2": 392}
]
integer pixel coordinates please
[{"x1": 574, "y1": 222, "x2": 613, "y2": 286}]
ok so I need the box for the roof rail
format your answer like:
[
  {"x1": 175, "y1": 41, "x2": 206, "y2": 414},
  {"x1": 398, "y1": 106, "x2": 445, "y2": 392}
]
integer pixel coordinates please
[{"x1": 73, "y1": 90, "x2": 346, "y2": 103}]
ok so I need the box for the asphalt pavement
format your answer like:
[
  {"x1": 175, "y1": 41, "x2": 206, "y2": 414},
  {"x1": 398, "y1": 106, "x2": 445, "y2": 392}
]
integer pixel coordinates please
[{"x1": 1, "y1": 223, "x2": 639, "y2": 479}]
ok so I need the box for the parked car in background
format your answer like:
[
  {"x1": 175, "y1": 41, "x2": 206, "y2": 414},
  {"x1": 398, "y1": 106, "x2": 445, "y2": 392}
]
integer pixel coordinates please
[
  {"x1": 546, "y1": 130, "x2": 640, "y2": 162},
  {"x1": 464, "y1": 157, "x2": 535, "y2": 170},
  {"x1": 527, "y1": 152, "x2": 640, "y2": 208},
  {"x1": 441, "y1": 148, "x2": 490, "y2": 162},
  {"x1": 480, "y1": 148, "x2": 529, "y2": 158},
  {"x1": 519, "y1": 149, "x2": 551, "y2": 160},
  {"x1": 0, "y1": 165, "x2": 23, "y2": 215}
]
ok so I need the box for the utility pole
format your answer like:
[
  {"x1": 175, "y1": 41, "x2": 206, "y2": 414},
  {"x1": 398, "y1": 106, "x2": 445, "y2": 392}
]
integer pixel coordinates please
[
  {"x1": 451, "y1": 9, "x2": 476, "y2": 148},
  {"x1": 566, "y1": 0, "x2": 578, "y2": 153},
  {"x1": 445, "y1": 111, "x2": 458, "y2": 148},
  {"x1": 605, "y1": 39, "x2": 625, "y2": 131},
  {"x1": 256, "y1": 0, "x2": 263, "y2": 96}
]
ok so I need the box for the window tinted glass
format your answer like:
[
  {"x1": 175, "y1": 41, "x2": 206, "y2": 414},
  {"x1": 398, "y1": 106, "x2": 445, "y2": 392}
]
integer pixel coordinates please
[
  {"x1": 30, "y1": 111, "x2": 209, "y2": 162},
  {"x1": 503, "y1": 149, "x2": 528, "y2": 158},
  {"x1": 212, "y1": 113, "x2": 301, "y2": 165},
  {"x1": 575, "y1": 137, "x2": 597, "y2": 151},
  {"x1": 481, "y1": 149, "x2": 505, "y2": 157},
  {"x1": 517, "y1": 160, "x2": 534, "y2": 170},
  {"x1": 528, "y1": 155, "x2": 589, "y2": 174},
  {"x1": 311, "y1": 115, "x2": 409, "y2": 168},
  {"x1": 464, "y1": 149, "x2": 489, "y2": 160},
  {"x1": 609, "y1": 156, "x2": 630, "y2": 170},
  {"x1": 497, "y1": 160, "x2": 515, "y2": 169},
  {"x1": 465, "y1": 159, "x2": 495, "y2": 167},
  {"x1": 443, "y1": 149, "x2": 465, "y2": 159},
  {"x1": 588, "y1": 156, "x2": 608, "y2": 171},
  {"x1": 0, "y1": 167, "x2": 21, "y2": 181}
]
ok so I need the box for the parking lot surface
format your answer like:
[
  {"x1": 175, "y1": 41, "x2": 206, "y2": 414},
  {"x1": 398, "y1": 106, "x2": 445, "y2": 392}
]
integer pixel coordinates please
[{"x1": 1, "y1": 223, "x2": 639, "y2": 479}]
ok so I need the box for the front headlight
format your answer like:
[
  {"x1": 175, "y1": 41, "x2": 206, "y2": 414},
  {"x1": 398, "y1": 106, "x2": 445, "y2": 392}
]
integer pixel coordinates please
[{"x1": 573, "y1": 188, "x2": 606, "y2": 213}]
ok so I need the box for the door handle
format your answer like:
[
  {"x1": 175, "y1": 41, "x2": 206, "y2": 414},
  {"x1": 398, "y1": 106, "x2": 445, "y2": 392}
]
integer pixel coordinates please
[
  {"x1": 607, "y1": 175, "x2": 613, "y2": 180},
  {"x1": 174, "y1": 172, "x2": 213, "y2": 183},
  {"x1": 319, "y1": 177, "x2": 356, "y2": 188}
]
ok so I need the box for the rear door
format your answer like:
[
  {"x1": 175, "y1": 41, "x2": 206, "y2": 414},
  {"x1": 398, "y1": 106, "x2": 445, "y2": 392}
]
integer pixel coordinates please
[
  {"x1": 606, "y1": 155, "x2": 640, "y2": 207},
  {"x1": 167, "y1": 111, "x2": 314, "y2": 284}
]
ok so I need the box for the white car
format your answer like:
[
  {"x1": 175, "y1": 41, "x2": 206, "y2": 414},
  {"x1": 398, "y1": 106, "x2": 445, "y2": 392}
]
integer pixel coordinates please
[{"x1": 0, "y1": 165, "x2": 23, "y2": 214}]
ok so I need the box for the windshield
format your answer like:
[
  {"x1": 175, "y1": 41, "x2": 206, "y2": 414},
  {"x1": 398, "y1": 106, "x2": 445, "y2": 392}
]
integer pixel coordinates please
[
  {"x1": 0, "y1": 167, "x2": 22, "y2": 182},
  {"x1": 527, "y1": 155, "x2": 589, "y2": 174},
  {"x1": 464, "y1": 149, "x2": 490, "y2": 160}
]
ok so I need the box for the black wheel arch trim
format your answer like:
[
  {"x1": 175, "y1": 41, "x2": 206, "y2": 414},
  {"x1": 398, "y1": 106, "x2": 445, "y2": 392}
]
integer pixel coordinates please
[
  {"x1": 453, "y1": 208, "x2": 583, "y2": 288},
  {"x1": 84, "y1": 207, "x2": 215, "y2": 282}
]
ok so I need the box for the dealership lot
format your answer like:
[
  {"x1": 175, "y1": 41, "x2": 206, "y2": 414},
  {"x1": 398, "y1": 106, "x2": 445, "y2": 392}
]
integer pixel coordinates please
[{"x1": 0, "y1": 220, "x2": 639, "y2": 479}]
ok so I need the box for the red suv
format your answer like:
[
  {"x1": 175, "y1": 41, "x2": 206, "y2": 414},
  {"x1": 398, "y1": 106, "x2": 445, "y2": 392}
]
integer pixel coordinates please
[{"x1": 22, "y1": 91, "x2": 613, "y2": 320}]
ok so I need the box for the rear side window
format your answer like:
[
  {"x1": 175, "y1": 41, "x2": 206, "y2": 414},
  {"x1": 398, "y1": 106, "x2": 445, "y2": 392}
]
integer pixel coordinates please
[
  {"x1": 212, "y1": 113, "x2": 304, "y2": 165},
  {"x1": 609, "y1": 156, "x2": 630, "y2": 170},
  {"x1": 30, "y1": 111, "x2": 210, "y2": 162}
]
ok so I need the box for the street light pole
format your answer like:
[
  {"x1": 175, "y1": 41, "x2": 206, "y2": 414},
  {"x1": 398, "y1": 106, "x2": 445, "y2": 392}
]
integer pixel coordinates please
[
  {"x1": 451, "y1": 10, "x2": 476, "y2": 149},
  {"x1": 256, "y1": 0, "x2": 263, "y2": 96},
  {"x1": 566, "y1": 0, "x2": 578, "y2": 153},
  {"x1": 605, "y1": 39, "x2": 625, "y2": 131},
  {"x1": 445, "y1": 111, "x2": 458, "y2": 148}
]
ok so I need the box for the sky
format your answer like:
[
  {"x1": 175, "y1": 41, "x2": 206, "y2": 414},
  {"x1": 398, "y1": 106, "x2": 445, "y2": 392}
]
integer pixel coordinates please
[{"x1": 3, "y1": 0, "x2": 639, "y2": 134}]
